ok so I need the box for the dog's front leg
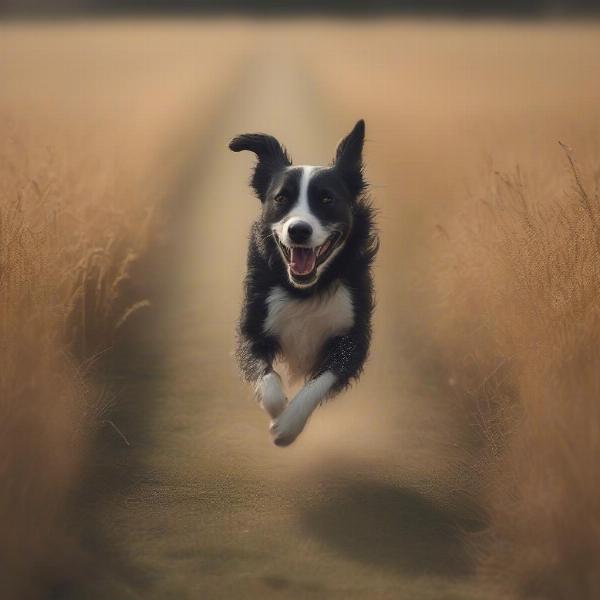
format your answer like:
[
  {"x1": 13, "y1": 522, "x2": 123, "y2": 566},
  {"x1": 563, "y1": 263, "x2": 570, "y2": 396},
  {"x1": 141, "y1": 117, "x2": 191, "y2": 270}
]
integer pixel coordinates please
[
  {"x1": 256, "y1": 370, "x2": 287, "y2": 418},
  {"x1": 237, "y1": 325, "x2": 287, "y2": 419},
  {"x1": 270, "y1": 371, "x2": 336, "y2": 446},
  {"x1": 270, "y1": 321, "x2": 371, "y2": 447}
]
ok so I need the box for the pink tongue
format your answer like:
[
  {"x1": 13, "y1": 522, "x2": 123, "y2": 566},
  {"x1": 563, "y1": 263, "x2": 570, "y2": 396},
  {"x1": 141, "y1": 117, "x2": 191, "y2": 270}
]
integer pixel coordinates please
[{"x1": 290, "y1": 247, "x2": 316, "y2": 276}]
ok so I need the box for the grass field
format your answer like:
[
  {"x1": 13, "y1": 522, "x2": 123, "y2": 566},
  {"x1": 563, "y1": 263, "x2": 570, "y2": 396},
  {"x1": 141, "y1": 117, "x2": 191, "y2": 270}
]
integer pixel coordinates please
[
  {"x1": 1, "y1": 18, "x2": 600, "y2": 600},
  {"x1": 0, "y1": 21, "x2": 248, "y2": 597}
]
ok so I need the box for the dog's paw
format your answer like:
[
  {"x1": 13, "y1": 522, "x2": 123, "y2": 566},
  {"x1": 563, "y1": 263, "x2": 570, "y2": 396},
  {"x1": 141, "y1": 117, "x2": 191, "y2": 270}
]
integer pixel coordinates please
[
  {"x1": 269, "y1": 419, "x2": 299, "y2": 447},
  {"x1": 258, "y1": 371, "x2": 287, "y2": 418},
  {"x1": 269, "y1": 402, "x2": 308, "y2": 447}
]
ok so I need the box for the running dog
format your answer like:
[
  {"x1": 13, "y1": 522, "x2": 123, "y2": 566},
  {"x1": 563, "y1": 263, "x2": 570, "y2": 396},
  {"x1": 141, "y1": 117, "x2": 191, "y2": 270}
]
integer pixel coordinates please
[{"x1": 229, "y1": 119, "x2": 378, "y2": 446}]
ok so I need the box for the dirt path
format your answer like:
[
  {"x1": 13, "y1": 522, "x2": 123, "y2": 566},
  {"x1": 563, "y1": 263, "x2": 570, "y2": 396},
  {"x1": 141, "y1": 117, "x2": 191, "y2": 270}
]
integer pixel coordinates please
[{"x1": 70, "y1": 48, "x2": 485, "y2": 600}]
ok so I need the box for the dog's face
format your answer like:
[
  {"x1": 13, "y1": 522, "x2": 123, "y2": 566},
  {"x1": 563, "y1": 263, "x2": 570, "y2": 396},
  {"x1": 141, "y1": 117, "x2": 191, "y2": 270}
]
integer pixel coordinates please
[
  {"x1": 265, "y1": 165, "x2": 354, "y2": 287},
  {"x1": 230, "y1": 120, "x2": 365, "y2": 288}
]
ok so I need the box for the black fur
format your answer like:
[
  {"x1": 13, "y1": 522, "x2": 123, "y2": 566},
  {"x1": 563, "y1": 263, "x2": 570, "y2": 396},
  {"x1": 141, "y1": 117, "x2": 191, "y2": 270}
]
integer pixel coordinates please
[
  {"x1": 229, "y1": 133, "x2": 291, "y2": 200},
  {"x1": 333, "y1": 119, "x2": 366, "y2": 196},
  {"x1": 230, "y1": 120, "x2": 378, "y2": 395}
]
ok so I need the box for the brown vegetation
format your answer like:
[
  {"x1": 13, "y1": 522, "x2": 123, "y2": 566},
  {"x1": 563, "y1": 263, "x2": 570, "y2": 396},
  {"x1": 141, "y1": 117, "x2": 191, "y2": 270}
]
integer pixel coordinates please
[
  {"x1": 433, "y1": 153, "x2": 600, "y2": 599},
  {"x1": 3, "y1": 18, "x2": 600, "y2": 598},
  {"x1": 0, "y1": 21, "x2": 246, "y2": 597},
  {"x1": 0, "y1": 155, "x2": 91, "y2": 596}
]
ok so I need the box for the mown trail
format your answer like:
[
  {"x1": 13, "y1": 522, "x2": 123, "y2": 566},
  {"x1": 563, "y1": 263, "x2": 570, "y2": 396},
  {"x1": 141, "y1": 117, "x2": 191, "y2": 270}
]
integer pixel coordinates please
[{"x1": 70, "y1": 44, "x2": 485, "y2": 600}]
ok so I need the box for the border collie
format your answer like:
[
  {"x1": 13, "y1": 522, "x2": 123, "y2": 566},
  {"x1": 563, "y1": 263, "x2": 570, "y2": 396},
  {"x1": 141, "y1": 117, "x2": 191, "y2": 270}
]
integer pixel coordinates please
[{"x1": 229, "y1": 120, "x2": 378, "y2": 446}]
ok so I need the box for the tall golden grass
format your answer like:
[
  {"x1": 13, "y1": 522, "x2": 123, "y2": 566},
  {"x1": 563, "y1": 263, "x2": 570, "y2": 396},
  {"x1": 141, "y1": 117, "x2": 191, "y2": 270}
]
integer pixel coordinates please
[
  {"x1": 0, "y1": 140, "x2": 90, "y2": 596},
  {"x1": 3, "y1": 18, "x2": 600, "y2": 597},
  {"x1": 0, "y1": 21, "x2": 247, "y2": 597},
  {"x1": 302, "y1": 20, "x2": 600, "y2": 598},
  {"x1": 0, "y1": 135, "x2": 155, "y2": 598},
  {"x1": 432, "y1": 152, "x2": 600, "y2": 598}
]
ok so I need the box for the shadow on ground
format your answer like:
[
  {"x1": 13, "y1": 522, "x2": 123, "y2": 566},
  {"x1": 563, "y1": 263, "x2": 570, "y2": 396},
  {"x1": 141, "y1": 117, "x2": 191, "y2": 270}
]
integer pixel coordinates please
[{"x1": 300, "y1": 473, "x2": 480, "y2": 577}]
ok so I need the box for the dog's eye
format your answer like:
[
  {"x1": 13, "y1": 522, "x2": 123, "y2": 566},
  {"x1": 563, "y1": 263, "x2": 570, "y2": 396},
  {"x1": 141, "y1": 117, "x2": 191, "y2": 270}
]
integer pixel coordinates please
[
  {"x1": 274, "y1": 194, "x2": 287, "y2": 204},
  {"x1": 321, "y1": 196, "x2": 335, "y2": 205}
]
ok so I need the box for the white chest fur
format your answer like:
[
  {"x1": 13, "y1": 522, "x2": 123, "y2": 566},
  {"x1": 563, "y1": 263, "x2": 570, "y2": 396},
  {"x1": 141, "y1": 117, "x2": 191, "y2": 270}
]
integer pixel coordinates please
[{"x1": 263, "y1": 283, "x2": 354, "y2": 381}]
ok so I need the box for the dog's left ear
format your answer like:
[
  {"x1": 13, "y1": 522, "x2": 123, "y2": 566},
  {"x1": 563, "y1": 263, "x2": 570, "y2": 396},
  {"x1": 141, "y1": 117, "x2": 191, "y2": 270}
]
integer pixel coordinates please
[
  {"x1": 333, "y1": 119, "x2": 366, "y2": 196},
  {"x1": 229, "y1": 133, "x2": 292, "y2": 200}
]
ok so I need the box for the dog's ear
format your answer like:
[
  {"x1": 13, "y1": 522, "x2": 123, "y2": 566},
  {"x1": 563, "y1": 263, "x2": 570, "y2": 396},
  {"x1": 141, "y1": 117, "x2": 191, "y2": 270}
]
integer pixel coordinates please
[
  {"x1": 229, "y1": 133, "x2": 291, "y2": 200},
  {"x1": 333, "y1": 119, "x2": 366, "y2": 196}
]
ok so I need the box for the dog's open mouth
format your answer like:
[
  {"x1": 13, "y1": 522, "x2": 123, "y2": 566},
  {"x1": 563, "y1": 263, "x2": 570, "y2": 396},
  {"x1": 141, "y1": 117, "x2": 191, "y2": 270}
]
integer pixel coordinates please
[{"x1": 275, "y1": 232, "x2": 341, "y2": 284}]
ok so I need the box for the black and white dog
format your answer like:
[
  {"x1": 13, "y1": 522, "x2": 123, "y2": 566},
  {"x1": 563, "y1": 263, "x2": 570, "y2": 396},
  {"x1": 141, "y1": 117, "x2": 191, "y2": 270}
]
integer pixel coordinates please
[{"x1": 229, "y1": 120, "x2": 378, "y2": 446}]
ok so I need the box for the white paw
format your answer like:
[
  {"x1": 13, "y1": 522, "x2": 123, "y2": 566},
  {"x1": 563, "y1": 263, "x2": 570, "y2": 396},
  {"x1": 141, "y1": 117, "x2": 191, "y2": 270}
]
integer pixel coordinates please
[
  {"x1": 269, "y1": 401, "x2": 309, "y2": 447},
  {"x1": 257, "y1": 371, "x2": 287, "y2": 418},
  {"x1": 268, "y1": 372, "x2": 336, "y2": 447}
]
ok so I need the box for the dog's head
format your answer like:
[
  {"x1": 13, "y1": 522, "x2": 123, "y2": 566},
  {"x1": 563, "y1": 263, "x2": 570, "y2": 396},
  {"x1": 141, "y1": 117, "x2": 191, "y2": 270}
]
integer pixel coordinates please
[{"x1": 229, "y1": 120, "x2": 366, "y2": 288}]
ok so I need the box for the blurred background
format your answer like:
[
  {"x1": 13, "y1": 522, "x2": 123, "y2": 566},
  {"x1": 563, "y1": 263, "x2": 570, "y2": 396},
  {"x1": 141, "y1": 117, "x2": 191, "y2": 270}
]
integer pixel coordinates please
[{"x1": 1, "y1": 2, "x2": 600, "y2": 600}]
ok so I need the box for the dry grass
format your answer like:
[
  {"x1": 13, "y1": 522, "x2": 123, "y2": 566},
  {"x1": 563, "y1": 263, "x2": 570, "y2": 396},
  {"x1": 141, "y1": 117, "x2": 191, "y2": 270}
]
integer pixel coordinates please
[
  {"x1": 4, "y1": 18, "x2": 600, "y2": 597},
  {"x1": 0, "y1": 155, "x2": 91, "y2": 598},
  {"x1": 0, "y1": 21, "x2": 247, "y2": 597},
  {"x1": 301, "y1": 20, "x2": 600, "y2": 598},
  {"x1": 433, "y1": 152, "x2": 600, "y2": 598}
]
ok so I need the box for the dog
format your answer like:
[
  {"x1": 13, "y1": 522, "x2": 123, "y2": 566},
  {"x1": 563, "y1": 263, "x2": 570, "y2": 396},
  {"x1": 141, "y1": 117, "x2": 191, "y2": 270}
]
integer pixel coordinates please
[{"x1": 229, "y1": 119, "x2": 378, "y2": 446}]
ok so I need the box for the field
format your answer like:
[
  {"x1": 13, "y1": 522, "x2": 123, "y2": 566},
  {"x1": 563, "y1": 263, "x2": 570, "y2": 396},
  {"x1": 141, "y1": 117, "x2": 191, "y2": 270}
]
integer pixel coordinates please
[
  {"x1": 0, "y1": 21, "x2": 248, "y2": 597},
  {"x1": 1, "y1": 18, "x2": 600, "y2": 600}
]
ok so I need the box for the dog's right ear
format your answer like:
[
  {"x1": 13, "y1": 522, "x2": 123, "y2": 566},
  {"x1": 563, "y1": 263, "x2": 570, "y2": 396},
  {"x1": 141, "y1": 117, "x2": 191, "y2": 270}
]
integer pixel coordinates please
[{"x1": 229, "y1": 133, "x2": 291, "y2": 200}]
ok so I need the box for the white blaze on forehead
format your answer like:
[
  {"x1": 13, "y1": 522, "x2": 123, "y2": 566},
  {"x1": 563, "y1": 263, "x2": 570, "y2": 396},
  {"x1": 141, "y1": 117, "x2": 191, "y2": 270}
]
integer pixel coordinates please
[
  {"x1": 274, "y1": 165, "x2": 330, "y2": 247},
  {"x1": 294, "y1": 165, "x2": 316, "y2": 216}
]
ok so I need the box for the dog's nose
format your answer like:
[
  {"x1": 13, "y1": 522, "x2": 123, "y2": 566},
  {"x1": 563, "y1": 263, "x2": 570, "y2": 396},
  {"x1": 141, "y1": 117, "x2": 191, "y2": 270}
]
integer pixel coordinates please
[{"x1": 288, "y1": 221, "x2": 313, "y2": 244}]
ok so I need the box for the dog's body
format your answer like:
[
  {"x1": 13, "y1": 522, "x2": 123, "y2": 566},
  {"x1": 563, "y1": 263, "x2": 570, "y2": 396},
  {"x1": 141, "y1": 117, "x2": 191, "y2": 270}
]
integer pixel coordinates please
[{"x1": 230, "y1": 120, "x2": 377, "y2": 446}]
